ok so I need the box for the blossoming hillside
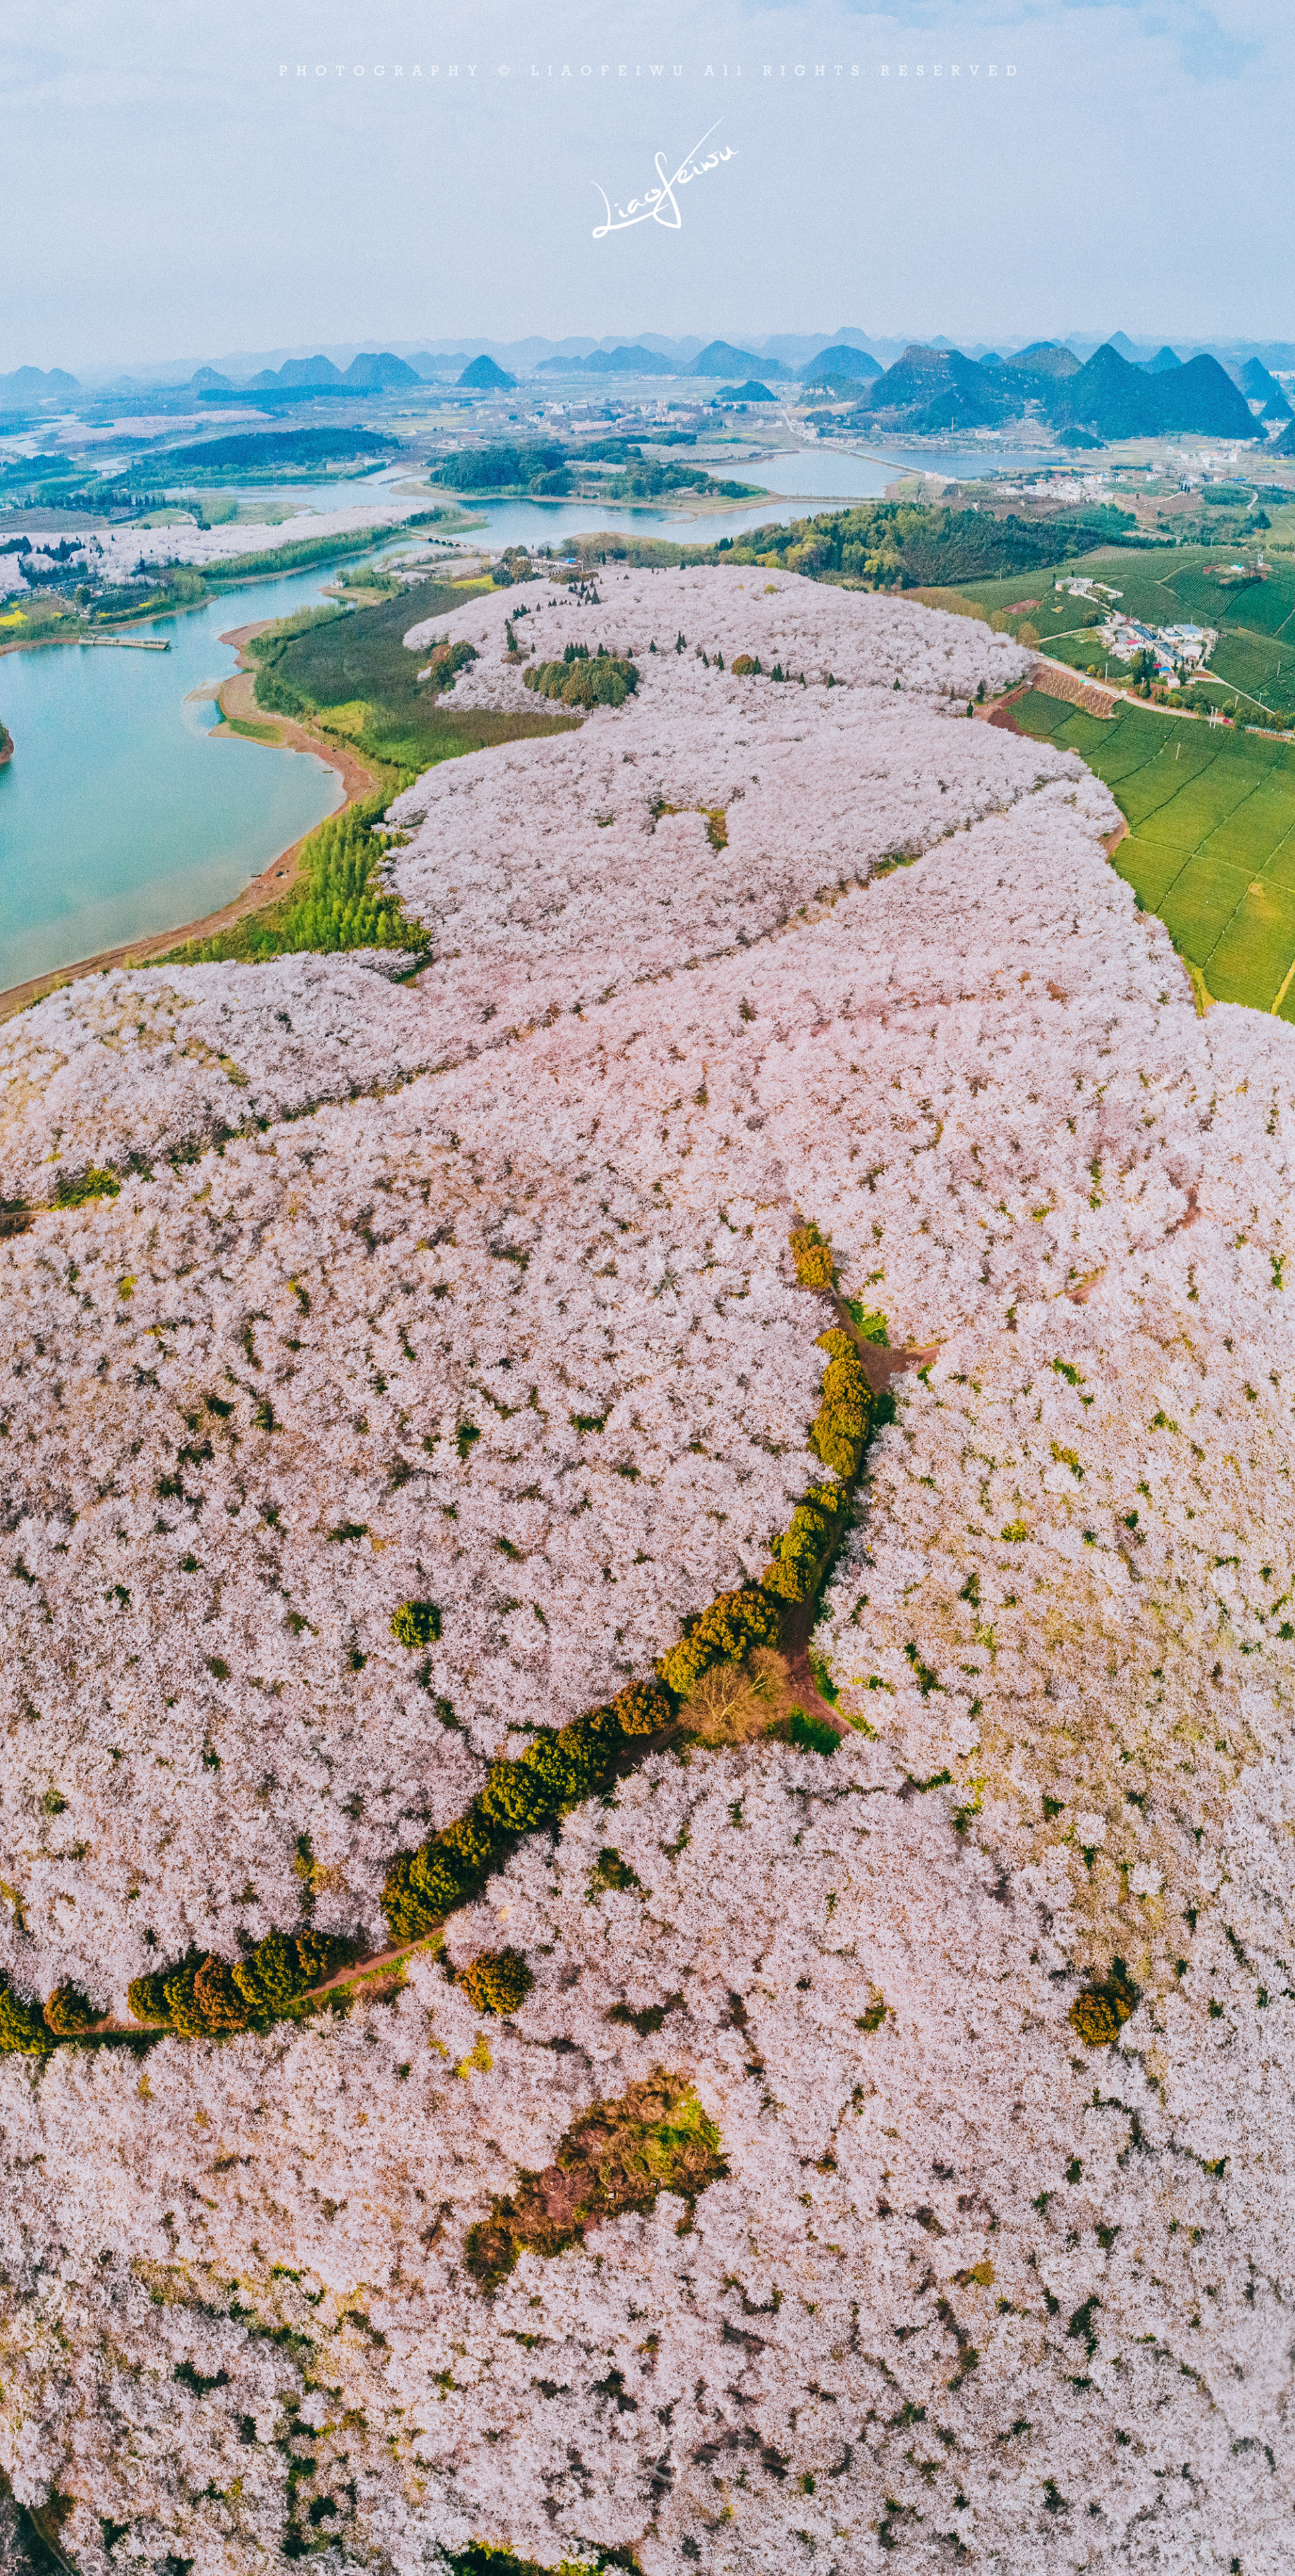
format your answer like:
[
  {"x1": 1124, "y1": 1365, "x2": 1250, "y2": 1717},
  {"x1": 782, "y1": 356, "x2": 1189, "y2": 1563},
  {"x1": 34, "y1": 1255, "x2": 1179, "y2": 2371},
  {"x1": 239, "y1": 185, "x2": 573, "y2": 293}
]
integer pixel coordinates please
[{"x1": 2, "y1": 568, "x2": 1293, "y2": 2572}]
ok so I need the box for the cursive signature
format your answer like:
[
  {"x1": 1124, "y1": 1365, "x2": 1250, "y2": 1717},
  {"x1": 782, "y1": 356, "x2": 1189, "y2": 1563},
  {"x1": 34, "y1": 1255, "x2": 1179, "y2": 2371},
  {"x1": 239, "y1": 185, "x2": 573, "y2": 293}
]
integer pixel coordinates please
[{"x1": 592, "y1": 119, "x2": 736, "y2": 237}]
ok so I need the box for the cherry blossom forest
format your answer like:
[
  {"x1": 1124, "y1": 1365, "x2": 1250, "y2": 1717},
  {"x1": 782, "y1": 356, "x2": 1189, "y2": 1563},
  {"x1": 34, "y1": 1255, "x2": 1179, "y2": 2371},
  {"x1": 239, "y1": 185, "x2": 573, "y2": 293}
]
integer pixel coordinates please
[{"x1": 1, "y1": 568, "x2": 1293, "y2": 2574}]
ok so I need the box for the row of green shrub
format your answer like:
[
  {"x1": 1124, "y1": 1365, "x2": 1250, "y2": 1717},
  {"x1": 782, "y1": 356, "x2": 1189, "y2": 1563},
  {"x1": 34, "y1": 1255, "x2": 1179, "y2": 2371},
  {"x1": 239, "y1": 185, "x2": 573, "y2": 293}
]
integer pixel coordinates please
[
  {"x1": 0, "y1": 1923, "x2": 349, "y2": 2049},
  {"x1": 761, "y1": 1221, "x2": 878, "y2": 1604},
  {"x1": 1, "y1": 1223, "x2": 885, "y2": 2052},
  {"x1": 202, "y1": 514, "x2": 449, "y2": 588},
  {"x1": 762, "y1": 1326, "x2": 872, "y2": 1605},
  {"x1": 171, "y1": 796, "x2": 417, "y2": 968},
  {"x1": 382, "y1": 1678, "x2": 672, "y2": 1939},
  {"x1": 126, "y1": 1927, "x2": 357, "y2": 2035},
  {"x1": 386, "y1": 1221, "x2": 877, "y2": 1929}
]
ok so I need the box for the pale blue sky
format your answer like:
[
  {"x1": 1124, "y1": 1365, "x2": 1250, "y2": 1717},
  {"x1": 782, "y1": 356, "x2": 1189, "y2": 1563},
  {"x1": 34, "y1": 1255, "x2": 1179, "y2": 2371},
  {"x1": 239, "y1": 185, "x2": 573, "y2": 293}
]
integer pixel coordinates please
[{"x1": 3, "y1": 0, "x2": 1290, "y2": 370}]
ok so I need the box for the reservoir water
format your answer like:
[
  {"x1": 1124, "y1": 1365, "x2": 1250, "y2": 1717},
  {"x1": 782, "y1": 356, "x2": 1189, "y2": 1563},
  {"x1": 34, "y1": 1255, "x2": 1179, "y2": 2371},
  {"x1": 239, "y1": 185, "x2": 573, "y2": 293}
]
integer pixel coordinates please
[
  {"x1": 0, "y1": 460, "x2": 904, "y2": 993},
  {"x1": 0, "y1": 566, "x2": 347, "y2": 994}
]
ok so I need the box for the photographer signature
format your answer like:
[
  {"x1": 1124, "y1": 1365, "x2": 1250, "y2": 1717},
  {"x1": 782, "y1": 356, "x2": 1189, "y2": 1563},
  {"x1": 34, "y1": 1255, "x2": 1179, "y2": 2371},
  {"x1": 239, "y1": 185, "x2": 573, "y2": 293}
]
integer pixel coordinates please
[{"x1": 592, "y1": 120, "x2": 735, "y2": 236}]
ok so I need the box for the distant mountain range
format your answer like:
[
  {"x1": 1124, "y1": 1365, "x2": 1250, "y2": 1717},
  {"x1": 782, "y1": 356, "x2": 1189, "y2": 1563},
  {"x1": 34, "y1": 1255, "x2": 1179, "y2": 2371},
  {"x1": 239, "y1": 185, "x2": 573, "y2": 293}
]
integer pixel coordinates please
[
  {"x1": 0, "y1": 365, "x2": 81, "y2": 399},
  {"x1": 817, "y1": 341, "x2": 1260, "y2": 444},
  {"x1": 536, "y1": 345, "x2": 674, "y2": 378},
  {"x1": 2, "y1": 334, "x2": 1292, "y2": 426},
  {"x1": 689, "y1": 341, "x2": 791, "y2": 380},
  {"x1": 229, "y1": 351, "x2": 424, "y2": 392},
  {"x1": 800, "y1": 345, "x2": 884, "y2": 385},
  {"x1": 1240, "y1": 357, "x2": 1293, "y2": 420}
]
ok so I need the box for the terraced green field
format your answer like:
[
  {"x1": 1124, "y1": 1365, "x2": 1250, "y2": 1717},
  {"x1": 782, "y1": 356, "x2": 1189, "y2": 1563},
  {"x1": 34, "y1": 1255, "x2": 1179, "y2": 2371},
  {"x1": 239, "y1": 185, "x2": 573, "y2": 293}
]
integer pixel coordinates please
[{"x1": 1010, "y1": 690, "x2": 1295, "y2": 1014}]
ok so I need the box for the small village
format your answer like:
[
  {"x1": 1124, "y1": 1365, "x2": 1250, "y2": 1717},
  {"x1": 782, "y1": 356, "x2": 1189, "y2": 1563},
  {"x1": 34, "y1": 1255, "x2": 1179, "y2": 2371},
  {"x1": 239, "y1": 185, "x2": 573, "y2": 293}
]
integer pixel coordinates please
[{"x1": 1057, "y1": 572, "x2": 1217, "y2": 684}]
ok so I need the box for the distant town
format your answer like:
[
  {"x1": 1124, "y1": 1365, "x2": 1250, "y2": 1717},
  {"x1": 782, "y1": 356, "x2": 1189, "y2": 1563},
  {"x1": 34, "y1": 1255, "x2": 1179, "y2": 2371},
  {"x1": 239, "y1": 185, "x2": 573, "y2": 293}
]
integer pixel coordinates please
[{"x1": 3, "y1": 327, "x2": 1292, "y2": 602}]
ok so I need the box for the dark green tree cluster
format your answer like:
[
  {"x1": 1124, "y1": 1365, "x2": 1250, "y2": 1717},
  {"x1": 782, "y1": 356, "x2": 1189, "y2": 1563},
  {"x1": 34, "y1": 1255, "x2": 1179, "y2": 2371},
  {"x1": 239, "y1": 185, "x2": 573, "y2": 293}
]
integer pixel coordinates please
[
  {"x1": 765, "y1": 1498, "x2": 844, "y2": 1606},
  {"x1": 594, "y1": 455, "x2": 759, "y2": 502},
  {"x1": 126, "y1": 1927, "x2": 355, "y2": 2035},
  {"x1": 0, "y1": 1974, "x2": 51, "y2": 2055},
  {"x1": 440, "y1": 2552, "x2": 629, "y2": 2576},
  {"x1": 459, "y1": 1948, "x2": 534, "y2": 2015},
  {"x1": 391, "y1": 1598, "x2": 442, "y2": 1647},
  {"x1": 163, "y1": 426, "x2": 397, "y2": 473},
  {"x1": 658, "y1": 1585, "x2": 782, "y2": 1696},
  {"x1": 1069, "y1": 1961, "x2": 1141, "y2": 2046},
  {"x1": 523, "y1": 645, "x2": 638, "y2": 709},
  {"x1": 434, "y1": 442, "x2": 570, "y2": 495},
  {"x1": 382, "y1": 1679, "x2": 672, "y2": 1941},
  {"x1": 431, "y1": 440, "x2": 758, "y2": 503},
  {"x1": 43, "y1": 1983, "x2": 98, "y2": 2035},
  {"x1": 420, "y1": 638, "x2": 479, "y2": 695},
  {"x1": 689, "y1": 500, "x2": 1143, "y2": 589},
  {"x1": 809, "y1": 1328, "x2": 873, "y2": 1476},
  {"x1": 789, "y1": 1220, "x2": 836, "y2": 1291},
  {"x1": 491, "y1": 546, "x2": 538, "y2": 587}
]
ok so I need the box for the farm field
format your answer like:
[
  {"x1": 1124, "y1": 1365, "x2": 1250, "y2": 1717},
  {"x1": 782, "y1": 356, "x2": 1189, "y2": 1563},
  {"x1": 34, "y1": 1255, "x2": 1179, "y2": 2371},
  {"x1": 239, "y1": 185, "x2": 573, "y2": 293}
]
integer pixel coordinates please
[
  {"x1": 1009, "y1": 688, "x2": 1295, "y2": 1011},
  {"x1": 247, "y1": 573, "x2": 579, "y2": 775},
  {"x1": 946, "y1": 544, "x2": 1295, "y2": 722}
]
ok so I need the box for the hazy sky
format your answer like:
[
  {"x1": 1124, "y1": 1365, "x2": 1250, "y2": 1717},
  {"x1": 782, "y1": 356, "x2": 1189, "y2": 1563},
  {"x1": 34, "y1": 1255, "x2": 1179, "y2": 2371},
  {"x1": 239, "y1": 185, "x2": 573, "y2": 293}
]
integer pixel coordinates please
[{"x1": 5, "y1": 0, "x2": 1291, "y2": 370}]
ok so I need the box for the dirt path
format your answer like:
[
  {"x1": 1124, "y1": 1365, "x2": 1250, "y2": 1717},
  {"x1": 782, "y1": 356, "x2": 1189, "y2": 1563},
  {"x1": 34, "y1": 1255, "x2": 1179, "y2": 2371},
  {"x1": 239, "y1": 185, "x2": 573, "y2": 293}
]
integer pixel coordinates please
[{"x1": 0, "y1": 624, "x2": 377, "y2": 1026}]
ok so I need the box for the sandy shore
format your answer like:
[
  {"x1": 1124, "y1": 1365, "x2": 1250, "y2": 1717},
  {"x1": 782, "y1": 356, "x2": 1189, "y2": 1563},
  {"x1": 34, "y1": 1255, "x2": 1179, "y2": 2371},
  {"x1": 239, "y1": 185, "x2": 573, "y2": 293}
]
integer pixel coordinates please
[{"x1": 0, "y1": 624, "x2": 377, "y2": 1026}]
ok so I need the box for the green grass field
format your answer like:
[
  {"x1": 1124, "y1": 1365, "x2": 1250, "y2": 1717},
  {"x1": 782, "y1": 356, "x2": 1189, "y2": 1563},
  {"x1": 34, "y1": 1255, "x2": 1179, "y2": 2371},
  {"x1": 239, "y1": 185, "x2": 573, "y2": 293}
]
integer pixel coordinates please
[
  {"x1": 1010, "y1": 690, "x2": 1295, "y2": 1014},
  {"x1": 250, "y1": 576, "x2": 578, "y2": 775}
]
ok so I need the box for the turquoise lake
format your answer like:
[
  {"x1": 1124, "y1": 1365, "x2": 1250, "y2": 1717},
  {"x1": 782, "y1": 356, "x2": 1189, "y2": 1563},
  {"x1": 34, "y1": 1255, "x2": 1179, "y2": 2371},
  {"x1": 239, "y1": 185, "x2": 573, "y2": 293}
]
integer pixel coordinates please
[
  {"x1": 0, "y1": 567, "x2": 351, "y2": 993},
  {"x1": 0, "y1": 463, "x2": 904, "y2": 994}
]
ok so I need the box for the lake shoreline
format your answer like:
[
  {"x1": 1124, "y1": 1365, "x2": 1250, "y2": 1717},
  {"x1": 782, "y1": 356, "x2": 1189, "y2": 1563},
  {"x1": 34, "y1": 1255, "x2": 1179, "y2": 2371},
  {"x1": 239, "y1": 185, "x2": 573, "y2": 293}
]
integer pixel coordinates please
[
  {"x1": 0, "y1": 627, "x2": 375, "y2": 1025},
  {"x1": 0, "y1": 543, "x2": 391, "y2": 660},
  {"x1": 0, "y1": 479, "x2": 904, "y2": 1013}
]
